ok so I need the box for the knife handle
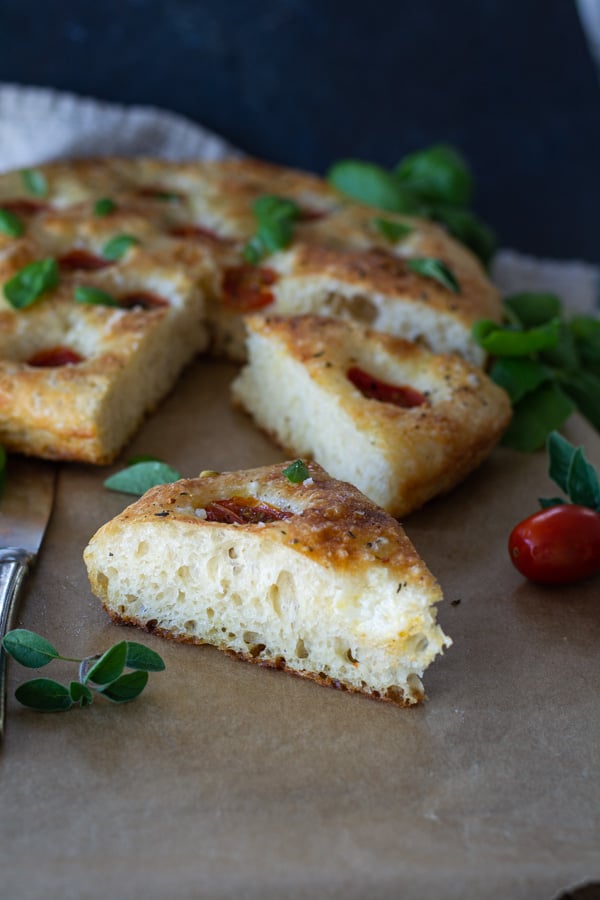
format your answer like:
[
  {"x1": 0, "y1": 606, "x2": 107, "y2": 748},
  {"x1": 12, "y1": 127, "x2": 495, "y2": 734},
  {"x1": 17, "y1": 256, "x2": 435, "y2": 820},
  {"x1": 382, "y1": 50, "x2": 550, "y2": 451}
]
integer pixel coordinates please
[{"x1": 0, "y1": 548, "x2": 35, "y2": 740}]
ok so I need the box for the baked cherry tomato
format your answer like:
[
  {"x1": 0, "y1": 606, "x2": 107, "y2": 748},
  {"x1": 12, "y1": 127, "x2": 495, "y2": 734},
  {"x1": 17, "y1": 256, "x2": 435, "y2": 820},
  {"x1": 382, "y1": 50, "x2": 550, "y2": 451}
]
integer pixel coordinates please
[
  {"x1": 508, "y1": 504, "x2": 600, "y2": 585},
  {"x1": 347, "y1": 366, "x2": 425, "y2": 408},
  {"x1": 28, "y1": 346, "x2": 84, "y2": 367}
]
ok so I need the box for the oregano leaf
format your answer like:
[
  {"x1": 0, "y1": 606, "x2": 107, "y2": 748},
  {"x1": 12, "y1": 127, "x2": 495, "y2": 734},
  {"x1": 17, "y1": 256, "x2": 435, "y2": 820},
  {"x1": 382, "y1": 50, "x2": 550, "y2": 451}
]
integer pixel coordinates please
[
  {"x1": 104, "y1": 461, "x2": 182, "y2": 496},
  {"x1": 125, "y1": 642, "x2": 166, "y2": 672},
  {"x1": 84, "y1": 641, "x2": 127, "y2": 686},
  {"x1": 2, "y1": 629, "x2": 61, "y2": 668},
  {"x1": 100, "y1": 670, "x2": 149, "y2": 703},
  {"x1": 15, "y1": 678, "x2": 73, "y2": 712}
]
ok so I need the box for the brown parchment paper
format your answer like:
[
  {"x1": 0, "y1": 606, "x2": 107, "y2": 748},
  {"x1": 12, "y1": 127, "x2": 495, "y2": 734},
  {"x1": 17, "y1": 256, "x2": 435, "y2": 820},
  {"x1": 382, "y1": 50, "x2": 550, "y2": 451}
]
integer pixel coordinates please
[{"x1": 1, "y1": 357, "x2": 599, "y2": 900}]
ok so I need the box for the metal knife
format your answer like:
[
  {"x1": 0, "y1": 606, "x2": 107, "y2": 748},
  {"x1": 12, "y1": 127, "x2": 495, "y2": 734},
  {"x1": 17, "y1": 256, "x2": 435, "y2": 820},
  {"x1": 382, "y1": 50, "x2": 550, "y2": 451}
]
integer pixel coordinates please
[{"x1": 0, "y1": 457, "x2": 57, "y2": 738}]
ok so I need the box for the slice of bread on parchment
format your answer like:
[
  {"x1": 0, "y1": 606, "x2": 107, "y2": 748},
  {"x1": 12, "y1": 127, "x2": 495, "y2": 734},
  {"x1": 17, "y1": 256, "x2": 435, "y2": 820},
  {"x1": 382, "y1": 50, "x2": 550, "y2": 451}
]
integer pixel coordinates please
[
  {"x1": 232, "y1": 315, "x2": 512, "y2": 518},
  {"x1": 84, "y1": 461, "x2": 451, "y2": 705}
]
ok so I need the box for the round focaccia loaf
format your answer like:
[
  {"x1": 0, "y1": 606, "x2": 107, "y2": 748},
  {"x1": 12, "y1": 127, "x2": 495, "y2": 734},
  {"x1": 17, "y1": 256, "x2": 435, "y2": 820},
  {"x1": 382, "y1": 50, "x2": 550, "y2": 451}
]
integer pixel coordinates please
[
  {"x1": 232, "y1": 315, "x2": 512, "y2": 517},
  {"x1": 84, "y1": 461, "x2": 452, "y2": 705}
]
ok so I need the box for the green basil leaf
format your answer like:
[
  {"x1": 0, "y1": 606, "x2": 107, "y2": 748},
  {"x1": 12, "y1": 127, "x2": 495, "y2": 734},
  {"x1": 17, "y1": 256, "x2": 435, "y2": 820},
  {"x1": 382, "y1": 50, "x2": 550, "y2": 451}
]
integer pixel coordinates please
[
  {"x1": 99, "y1": 670, "x2": 149, "y2": 703},
  {"x1": 84, "y1": 641, "x2": 128, "y2": 686},
  {"x1": 547, "y1": 431, "x2": 576, "y2": 495},
  {"x1": 327, "y1": 160, "x2": 422, "y2": 214},
  {"x1": 102, "y1": 233, "x2": 140, "y2": 261},
  {"x1": 125, "y1": 642, "x2": 166, "y2": 672},
  {"x1": 430, "y1": 205, "x2": 496, "y2": 268},
  {"x1": 501, "y1": 383, "x2": 575, "y2": 452},
  {"x1": 395, "y1": 144, "x2": 473, "y2": 206},
  {"x1": 406, "y1": 257, "x2": 460, "y2": 293},
  {"x1": 571, "y1": 315, "x2": 600, "y2": 376},
  {"x1": 94, "y1": 197, "x2": 117, "y2": 217},
  {"x1": 104, "y1": 460, "x2": 182, "y2": 495},
  {"x1": 74, "y1": 285, "x2": 119, "y2": 307},
  {"x1": 503, "y1": 292, "x2": 562, "y2": 328},
  {"x1": 538, "y1": 497, "x2": 567, "y2": 509},
  {"x1": 489, "y1": 357, "x2": 551, "y2": 404},
  {"x1": 0, "y1": 208, "x2": 24, "y2": 238},
  {"x1": 3, "y1": 257, "x2": 59, "y2": 309},
  {"x1": 283, "y1": 459, "x2": 310, "y2": 483},
  {"x1": 371, "y1": 217, "x2": 413, "y2": 243},
  {"x1": 566, "y1": 447, "x2": 600, "y2": 511},
  {"x1": 244, "y1": 194, "x2": 301, "y2": 263},
  {"x1": 69, "y1": 681, "x2": 94, "y2": 707},
  {"x1": 15, "y1": 678, "x2": 72, "y2": 711},
  {"x1": 2, "y1": 629, "x2": 60, "y2": 668},
  {"x1": 539, "y1": 321, "x2": 580, "y2": 370},
  {"x1": 20, "y1": 168, "x2": 48, "y2": 198},
  {"x1": 471, "y1": 318, "x2": 560, "y2": 356},
  {"x1": 558, "y1": 370, "x2": 600, "y2": 431}
]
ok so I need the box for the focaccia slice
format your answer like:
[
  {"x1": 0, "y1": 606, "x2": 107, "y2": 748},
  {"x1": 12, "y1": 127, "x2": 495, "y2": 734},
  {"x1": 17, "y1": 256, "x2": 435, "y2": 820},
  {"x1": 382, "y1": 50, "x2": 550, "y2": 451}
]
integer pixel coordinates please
[
  {"x1": 84, "y1": 461, "x2": 452, "y2": 705},
  {"x1": 232, "y1": 315, "x2": 512, "y2": 517}
]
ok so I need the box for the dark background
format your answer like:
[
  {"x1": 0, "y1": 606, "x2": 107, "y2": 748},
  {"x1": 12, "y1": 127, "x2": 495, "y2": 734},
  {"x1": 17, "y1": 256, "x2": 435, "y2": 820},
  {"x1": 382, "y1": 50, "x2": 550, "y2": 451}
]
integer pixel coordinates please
[{"x1": 1, "y1": 0, "x2": 599, "y2": 262}]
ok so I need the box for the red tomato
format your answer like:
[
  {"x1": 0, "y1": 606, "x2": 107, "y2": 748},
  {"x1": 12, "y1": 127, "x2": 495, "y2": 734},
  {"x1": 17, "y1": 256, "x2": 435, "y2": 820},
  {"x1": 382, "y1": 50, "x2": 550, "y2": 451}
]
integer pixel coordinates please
[
  {"x1": 347, "y1": 366, "x2": 425, "y2": 408},
  {"x1": 28, "y1": 346, "x2": 84, "y2": 367},
  {"x1": 508, "y1": 504, "x2": 600, "y2": 585},
  {"x1": 221, "y1": 265, "x2": 278, "y2": 312}
]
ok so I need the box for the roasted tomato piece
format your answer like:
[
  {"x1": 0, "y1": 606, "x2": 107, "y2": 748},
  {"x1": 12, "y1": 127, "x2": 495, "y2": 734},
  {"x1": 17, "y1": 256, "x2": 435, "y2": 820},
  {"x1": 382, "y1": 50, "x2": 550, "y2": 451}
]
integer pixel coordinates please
[
  {"x1": 118, "y1": 291, "x2": 169, "y2": 310},
  {"x1": 170, "y1": 224, "x2": 230, "y2": 245},
  {"x1": 221, "y1": 264, "x2": 278, "y2": 312},
  {"x1": 347, "y1": 366, "x2": 426, "y2": 408},
  {"x1": 204, "y1": 496, "x2": 292, "y2": 524},
  {"x1": 135, "y1": 186, "x2": 183, "y2": 202},
  {"x1": 58, "y1": 249, "x2": 113, "y2": 271},
  {"x1": 1, "y1": 199, "x2": 48, "y2": 216},
  {"x1": 28, "y1": 346, "x2": 84, "y2": 367},
  {"x1": 508, "y1": 504, "x2": 600, "y2": 585}
]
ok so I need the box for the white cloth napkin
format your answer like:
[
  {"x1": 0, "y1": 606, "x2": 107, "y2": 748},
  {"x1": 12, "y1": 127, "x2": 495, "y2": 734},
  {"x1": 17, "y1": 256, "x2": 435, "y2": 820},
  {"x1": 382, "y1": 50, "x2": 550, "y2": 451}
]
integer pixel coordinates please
[{"x1": 0, "y1": 83, "x2": 597, "y2": 315}]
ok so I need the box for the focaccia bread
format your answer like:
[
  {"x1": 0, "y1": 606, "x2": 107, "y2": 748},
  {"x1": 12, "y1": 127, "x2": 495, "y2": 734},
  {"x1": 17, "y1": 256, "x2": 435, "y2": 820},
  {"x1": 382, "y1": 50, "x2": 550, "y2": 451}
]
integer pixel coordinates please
[
  {"x1": 84, "y1": 461, "x2": 452, "y2": 705},
  {"x1": 232, "y1": 315, "x2": 512, "y2": 517},
  {"x1": 0, "y1": 155, "x2": 502, "y2": 462}
]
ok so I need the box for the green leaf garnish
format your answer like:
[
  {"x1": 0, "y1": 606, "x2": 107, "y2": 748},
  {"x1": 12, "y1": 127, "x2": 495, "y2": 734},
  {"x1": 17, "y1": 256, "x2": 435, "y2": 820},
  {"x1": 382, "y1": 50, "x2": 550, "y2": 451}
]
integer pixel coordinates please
[
  {"x1": 406, "y1": 257, "x2": 460, "y2": 293},
  {"x1": 500, "y1": 383, "x2": 575, "y2": 452},
  {"x1": 472, "y1": 318, "x2": 560, "y2": 356},
  {"x1": 243, "y1": 194, "x2": 301, "y2": 263},
  {"x1": 2, "y1": 629, "x2": 60, "y2": 668},
  {"x1": 74, "y1": 285, "x2": 119, "y2": 307},
  {"x1": 395, "y1": 144, "x2": 472, "y2": 206},
  {"x1": 99, "y1": 670, "x2": 149, "y2": 703},
  {"x1": 558, "y1": 370, "x2": 600, "y2": 432},
  {"x1": 0, "y1": 208, "x2": 24, "y2": 238},
  {"x1": 20, "y1": 168, "x2": 48, "y2": 198},
  {"x1": 3, "y1": 628, "x2": 165, "y2": 717},
  {"x1": 125, "y1": 642, "x2": 166, "y2": 672},
  {"x1": 488, "y1": 357, "x2": 551, "y2": 405},
  {"x1": 542, "y1": 431, "x2": 600, "y2": 511},
  {"x1": 371, "y1": 217, "x2": 413, "y2": 243},
  {"x1": 283, "y1": 459, "x2": 311, "y2": 483},
  {"x1": 102, "y1": 233, "x2": 140, "y2": 261},
  {"x1": 3, "y1": 257, "x2": 59, "y2": 309},
  {"x1": 84, "y1": 641, "x2": 127, "y2": 686},
  {"x1": 94, "y1": 197, "x2": 117, "y2": 217},
  {"x1": 429, "y1": 205, "x2": 496, "y2": 268},
  {"x1": 104, "y1": 460, "x2": 182, "y2": 495},
  {"x1": 69, "y1": 681, "x2": 94, "y2": 707},
  {"x1": 15, "y1": 678, "x2": 73, "y2": 712},
  {"x1": 327, "y1": 160, "x2": 422, "y2": 214},
  {"x1": 503, "y1": 292, "x2": 562, "y2": 328}
]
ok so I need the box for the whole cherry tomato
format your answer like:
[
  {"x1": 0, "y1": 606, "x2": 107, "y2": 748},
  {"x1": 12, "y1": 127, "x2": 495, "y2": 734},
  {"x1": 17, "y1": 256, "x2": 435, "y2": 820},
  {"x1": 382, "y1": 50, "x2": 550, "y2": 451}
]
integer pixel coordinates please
[{"x1": 508, "y1": 504, "x2": 600, "y2": 585}]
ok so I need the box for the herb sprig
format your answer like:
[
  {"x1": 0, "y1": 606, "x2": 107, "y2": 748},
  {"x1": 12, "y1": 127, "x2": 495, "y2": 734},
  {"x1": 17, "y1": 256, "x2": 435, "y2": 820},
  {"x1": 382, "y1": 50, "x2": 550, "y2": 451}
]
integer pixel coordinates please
[
  {"x1": 104, "y1": 459, "x2": 182, "y2": 495},
  {"x1": 2, "y1": 629, "x2": 165, "y2": 712},
  {"x1": 540, "y1": 431, "x2": 600, "y2": 511},
  {"x1": 327, "y1": 144, "x2": 495, "y2": 267},
  {"x1": 244, "y1": 195, "x2": 301, "y2": 264},
  {"x1": 472, "y1": 292, "x2": 600, "y2": 451}
]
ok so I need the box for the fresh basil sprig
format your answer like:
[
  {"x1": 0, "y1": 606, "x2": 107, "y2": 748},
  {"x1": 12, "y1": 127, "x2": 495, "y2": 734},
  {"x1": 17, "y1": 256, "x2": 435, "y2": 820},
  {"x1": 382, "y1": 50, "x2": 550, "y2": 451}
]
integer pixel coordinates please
[
  {"x1": 102, "y1": 233, "x2": 140, "y2": 261},
  {"x1": 244, "y1": 194, "x2": 301, "y2": 263},
  {"x1": 94, "y1": 197, "x2": 117, "y2": 217},
  {"x1": 371, "y1": 217, "x2": 413, "y2": 243},
  {"x1": 3, "y1": 258, "x2": 59, "y2": 309},
  {"x1": 473, "y1": 291, "x2": 600, "y2": 451},
  {"x1": 327, "y1": 145, "x2": 496, "y2": 267},
  {"x1": 283, "y1": 459, "x2": 310, "y2": 483},
  {"x1": 2, "y1": 629, "x2": 165, "y2": 712},
  {"x1": 0, "y1": 208, "x2": 24, "y2": 238},
  {"x1": 407, "y1": 257, "x2": 460, "y2": 293},
  {"x1": 539, "y1": 432, "x2": 600, "y2": 511},
  {"x1": 20, "y1": 168, "x2": 48, "y2": 198},
  {"x1": 104, "y1": 459, "x2": 182, "y2": 495},
  {"x1": 74, "y1": 285, "x2": 119, "y2": 307}
]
